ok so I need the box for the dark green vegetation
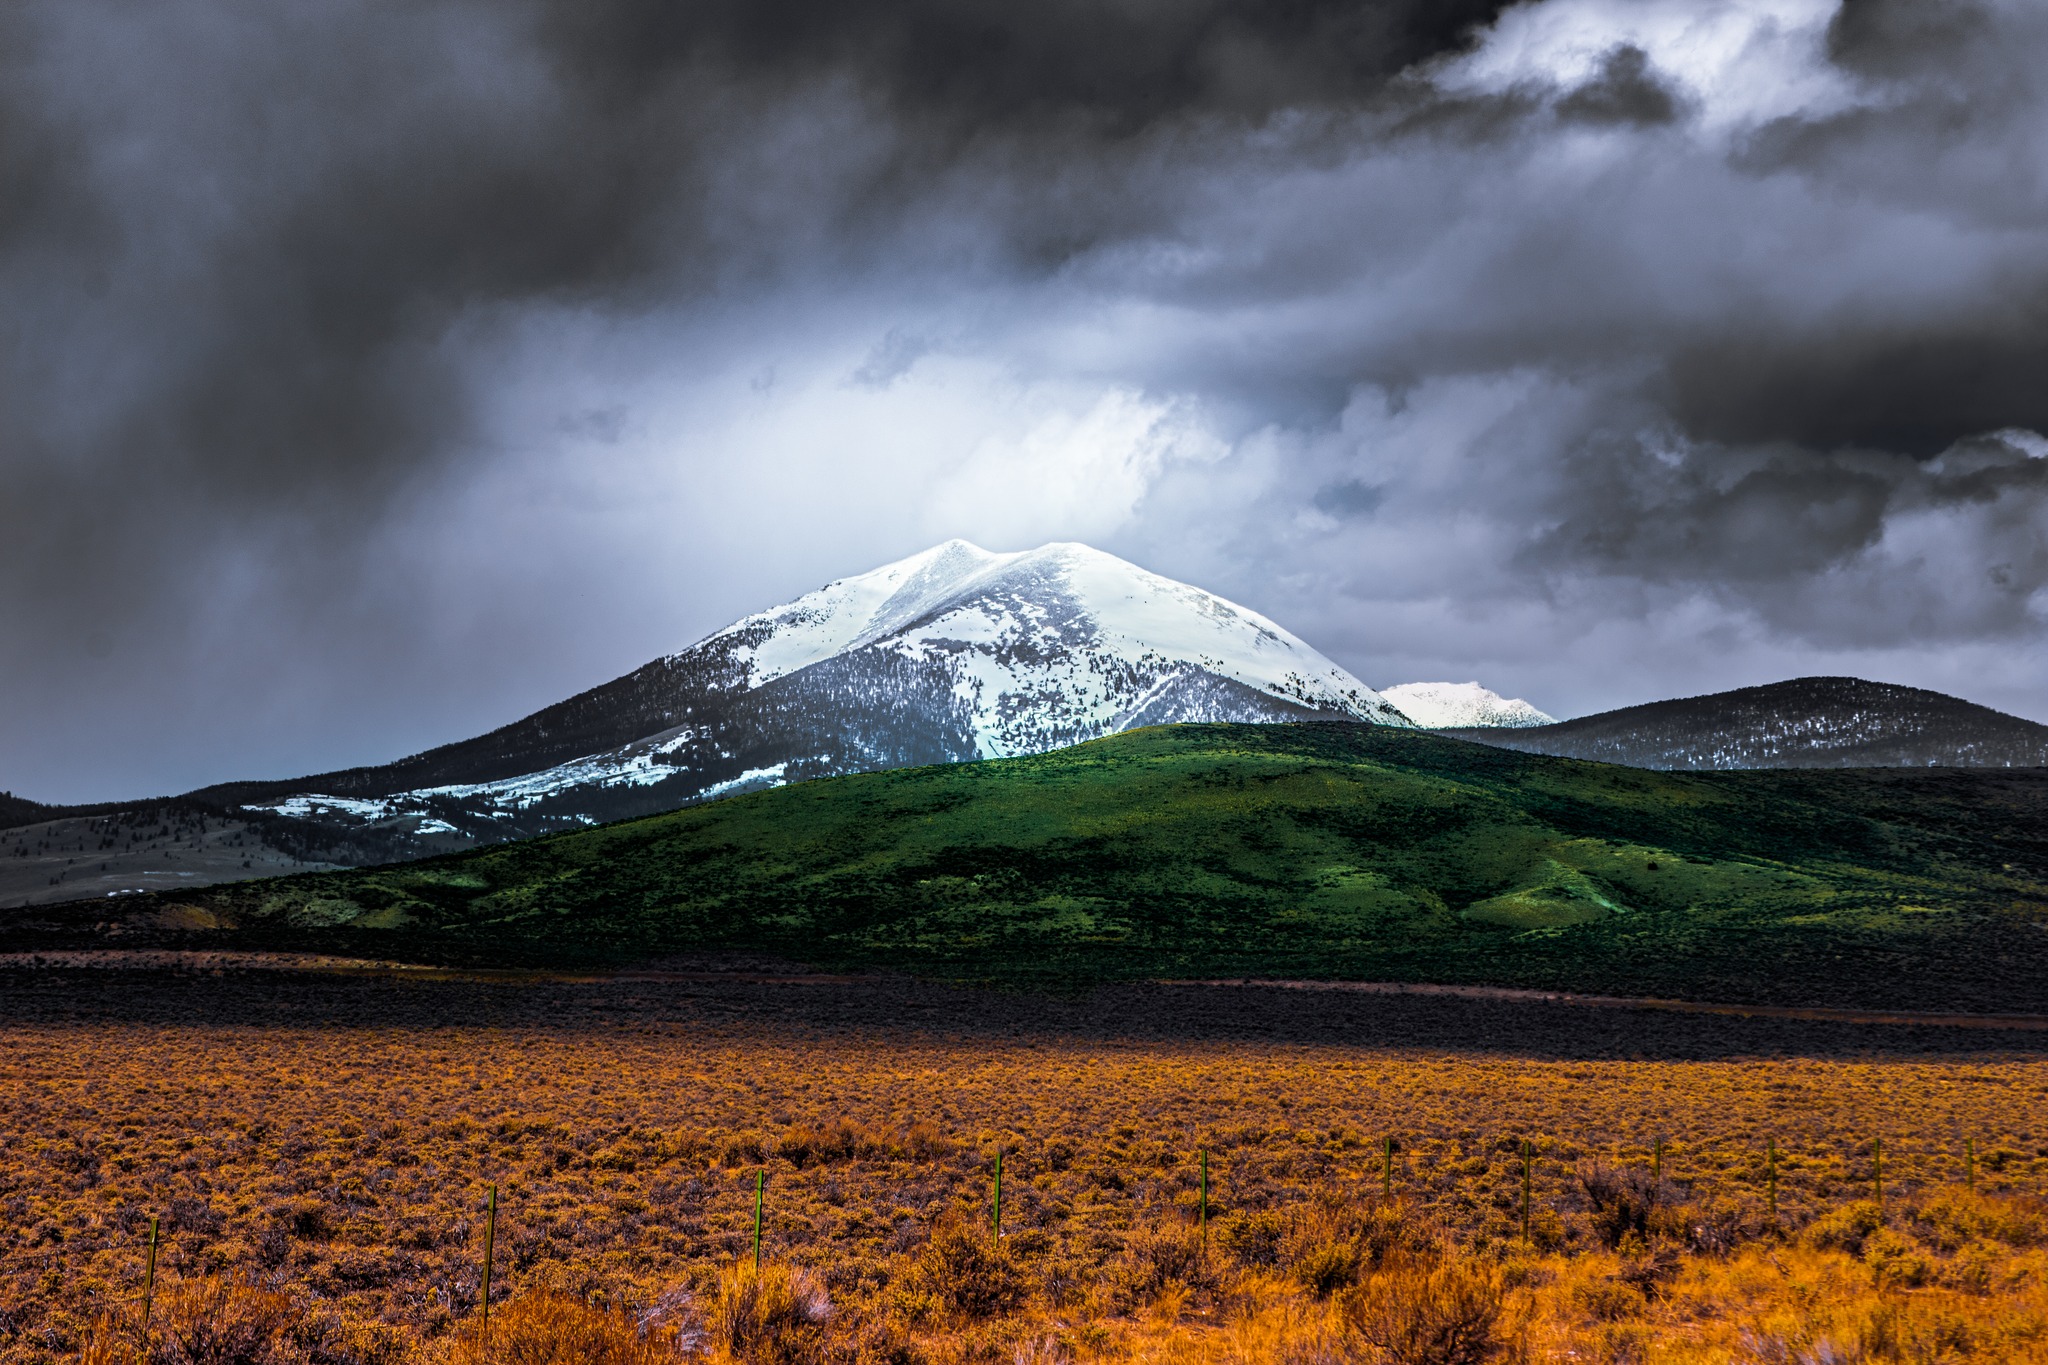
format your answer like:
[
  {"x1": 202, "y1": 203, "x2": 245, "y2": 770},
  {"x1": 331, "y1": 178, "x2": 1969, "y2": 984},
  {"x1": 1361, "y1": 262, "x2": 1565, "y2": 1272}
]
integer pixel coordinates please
[{"x1": 79, "y1": 726, "x2": 2048, "y2": 1009}]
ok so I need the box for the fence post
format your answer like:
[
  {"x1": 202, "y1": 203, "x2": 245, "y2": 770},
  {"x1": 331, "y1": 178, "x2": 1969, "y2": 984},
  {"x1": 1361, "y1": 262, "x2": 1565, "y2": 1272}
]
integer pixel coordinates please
[
  {"x1": 480, "y1": 1186, "x2": 497, "y2": 1344},
  {"x1": 1520, "y1": 1140, "x2": 1532, "y2": 1244},
  {"x1": 753, "y1": 1169, "x2": 764, "y2": 1269},
  {"x1": 992, "y1": 1150, "x2": 1003, "y2": 1243},
  {"x1": 141, "y1": 1216, "x2": 159, "y2": 1334}
]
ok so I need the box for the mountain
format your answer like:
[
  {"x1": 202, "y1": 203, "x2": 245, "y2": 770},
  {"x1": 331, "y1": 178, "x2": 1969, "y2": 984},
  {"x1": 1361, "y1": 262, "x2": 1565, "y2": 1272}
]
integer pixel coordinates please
[
  {"x1": 177, "y1": 541, "x2": 1410, "y2": 860},
  {"x1": 1445, "y1": 677, "x2": 2048, "y2": 769},
  {"x1": 1379, "y1": 681, "x2": 1554, "y2": 729},
  {"x1": 33, "y1": 724, "x2": 2048, "y2": 1011}
]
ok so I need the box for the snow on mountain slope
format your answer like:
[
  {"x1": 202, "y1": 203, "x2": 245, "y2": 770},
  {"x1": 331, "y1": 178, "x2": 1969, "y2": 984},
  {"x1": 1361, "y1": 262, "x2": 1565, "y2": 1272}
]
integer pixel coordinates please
[
  {"x1": 242, "y1": 541, "x2": 1409, "y2": 846},
  {"x1": 1380, "y1": 681, "x2": 1555, "y2": 729}
]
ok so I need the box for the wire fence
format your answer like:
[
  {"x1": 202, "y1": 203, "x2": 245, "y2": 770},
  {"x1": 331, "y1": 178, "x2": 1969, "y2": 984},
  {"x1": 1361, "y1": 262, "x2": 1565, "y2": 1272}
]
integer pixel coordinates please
[{"x1": 0, "y1": 1127, "x2": 2029, "y2": 1346}]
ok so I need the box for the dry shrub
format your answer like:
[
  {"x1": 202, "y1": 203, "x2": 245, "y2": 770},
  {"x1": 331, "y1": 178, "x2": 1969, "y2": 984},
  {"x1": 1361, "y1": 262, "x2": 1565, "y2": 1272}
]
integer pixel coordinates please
[
  {"x1": 1576, "y1": 1162, "x2": 1682, "y2": 1250},
  {"x1": 151, "y1": 1276, "x2": 297, "y2": 1365},
  {"x1": 1678, "y1": 1194, "x2": 1769, "y2": 1256},
  {"x1": 1215, "y1": 1209, "x2": 1286, "y2": 1268},
  {"x1": 1282, "y1": 1198, "x2": 1423, "y2": 1297},
  {"x1": 1860, "y1": 1228, "x2": 1932, "y2": 1289},
  {"x1": 1940, "y1": 1239, "x2": 2004, "y2": 1295},
  {"x1": 1107, "y1": 1226, "x2": 1206, "y2": 1308},
  {"x1": 776, "y1": 1122, "x2": 906, "y2": 1169},
  {"x1": 440, "y1": 1292, "x2": 681, "y2": 1365},
  {"x1": 1910, "y1": 1189, "x2": 2047, "y2": 1252},
  {"x1": 1612, "y1": 1241, "x2": 1683, "y2": 1301},
  {"x1": 273, "y1": 1197, "x2": 332, "y2": 1241},
  {"x1": 1523, "y1": 1205, "x2": 1570, "y2": 1253},
  {"x1": 1570, "y1": 1277, "x2": 1645, "y2": 1323},
  {"x1": 75, "y1": 1316, "x2": 130, "y2": 1365},
  {"x1": 894, "y1": 1215, "x2": 1026, "y2": 1322},
  {"x1": 1803, "y1": 1201, "x2": 1885, "y2": 1255},
  {"x1": 1343, "y1": 1256, "x2": 1503, "y2": 1365},
  {"x1": 773, "y1": 1121, "x2": 952, "y2": 1171},
  {"x1": 903, "y1": 1122, "x2": 954, "y2": 1161},
  {"x1": 712, "y1": 1261, "x2": 832, "y2": 1365},
  {"x1": 1213, "y1": 1302, "x2": 1353, "y2": 1365},
  {"x1": 1856, "y1": 1300, "x2": 1982, "y2": 1362}
]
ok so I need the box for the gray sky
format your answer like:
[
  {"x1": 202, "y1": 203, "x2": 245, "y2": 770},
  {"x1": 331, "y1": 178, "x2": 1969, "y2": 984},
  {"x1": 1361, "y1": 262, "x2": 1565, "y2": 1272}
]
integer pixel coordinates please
[{"x1": 4, "y1": 0, "x2": 2046, "y2": 802}]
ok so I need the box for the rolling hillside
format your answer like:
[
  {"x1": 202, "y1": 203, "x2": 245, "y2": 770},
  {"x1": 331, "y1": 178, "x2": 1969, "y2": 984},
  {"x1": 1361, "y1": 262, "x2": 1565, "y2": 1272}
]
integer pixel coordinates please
[{"x1": 43, "y1": 724, "x2": 2048, "y2": 1011}]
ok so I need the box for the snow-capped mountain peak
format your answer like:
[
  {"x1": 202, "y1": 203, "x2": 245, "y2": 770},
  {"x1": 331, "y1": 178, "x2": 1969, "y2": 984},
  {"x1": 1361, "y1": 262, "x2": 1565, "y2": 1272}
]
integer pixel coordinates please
[
  {"x1": 710, "y1": 540, "x2": 1410, "y2": 741},
  {"x1": 243, "y1": 541, "x2": 1410, "y2": 852},
  {"x1": 1380, "y1": 681, "x2": 1555, "y2": 729}
]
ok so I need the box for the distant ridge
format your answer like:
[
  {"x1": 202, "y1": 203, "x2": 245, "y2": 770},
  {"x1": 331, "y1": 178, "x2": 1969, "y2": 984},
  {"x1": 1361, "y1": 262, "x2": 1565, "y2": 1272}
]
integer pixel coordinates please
[{"x1": 1446, "y1": 677, "x2": 2048, "y2": 770}]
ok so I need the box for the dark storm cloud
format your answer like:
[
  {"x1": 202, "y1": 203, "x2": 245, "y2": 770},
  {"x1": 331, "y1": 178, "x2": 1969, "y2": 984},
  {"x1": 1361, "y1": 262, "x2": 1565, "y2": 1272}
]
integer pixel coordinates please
[
  {"x1": 1664, "y1": 317, "x2": 2048, "y2": 458},
  {"x1": 0, "y1": 0, "x2": 1510, "y2": 601},
  {"x1": 1672, "y1": 0, "x2": 2048, "y2": 457},
  {"x1": 543, "y1": 0, "x2": 1512, "y2": 128}
]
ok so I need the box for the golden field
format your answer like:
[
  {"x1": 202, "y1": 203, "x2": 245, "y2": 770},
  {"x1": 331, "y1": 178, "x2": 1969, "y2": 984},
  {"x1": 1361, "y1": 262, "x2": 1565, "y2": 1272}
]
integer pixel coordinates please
[{"x1": 2, "y1": 968, "x2": 2046, "y2": 1364}]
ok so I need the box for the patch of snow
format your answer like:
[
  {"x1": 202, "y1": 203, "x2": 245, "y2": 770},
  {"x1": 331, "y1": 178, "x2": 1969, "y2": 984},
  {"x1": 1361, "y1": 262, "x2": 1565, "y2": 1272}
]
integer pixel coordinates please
[
  {"x1": 247, "y1": 795, "x2": 402, "y2": 821},
  {"x1": 1380, "y1": 681, "x2": 1556, "y2": 729},
  {"x1": 694, "y1": 763, "x2": 790, "y2": 801}
]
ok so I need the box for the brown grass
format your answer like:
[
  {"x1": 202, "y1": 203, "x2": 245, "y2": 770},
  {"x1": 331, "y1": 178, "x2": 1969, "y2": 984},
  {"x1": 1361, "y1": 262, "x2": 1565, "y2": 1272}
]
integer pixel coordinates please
[
  {"x1": 6, "y1": 981, "x2": 2048, "y2": 1364},
  {"x1": 438, "y1": 1290, "x2": 686, "y2": 1365}
]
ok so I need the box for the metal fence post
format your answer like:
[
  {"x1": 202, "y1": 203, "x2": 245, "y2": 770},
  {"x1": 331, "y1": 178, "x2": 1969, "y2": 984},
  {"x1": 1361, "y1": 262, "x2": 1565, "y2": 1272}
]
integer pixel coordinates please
[
  {"x1": 480, "y1": 1186, "x2": 497, "y2": 1344},
  {"x1": 141, "y1": 1216, "x2": 159, "y2": 1335}
]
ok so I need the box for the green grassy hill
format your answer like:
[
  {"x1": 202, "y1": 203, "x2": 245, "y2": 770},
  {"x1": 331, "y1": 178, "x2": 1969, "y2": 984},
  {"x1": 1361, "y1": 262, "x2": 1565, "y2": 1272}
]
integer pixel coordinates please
[{"x1": 147, "y1": 725, "x2": 2048, "y2": 1009}]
